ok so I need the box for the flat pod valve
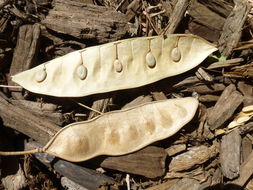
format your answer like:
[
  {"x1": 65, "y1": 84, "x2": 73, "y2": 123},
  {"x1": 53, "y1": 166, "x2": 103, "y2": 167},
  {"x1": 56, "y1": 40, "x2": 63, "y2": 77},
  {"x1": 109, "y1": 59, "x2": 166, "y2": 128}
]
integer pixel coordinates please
[{"x1": 11, "y1": 34, "x2": 217, "y2": 97}]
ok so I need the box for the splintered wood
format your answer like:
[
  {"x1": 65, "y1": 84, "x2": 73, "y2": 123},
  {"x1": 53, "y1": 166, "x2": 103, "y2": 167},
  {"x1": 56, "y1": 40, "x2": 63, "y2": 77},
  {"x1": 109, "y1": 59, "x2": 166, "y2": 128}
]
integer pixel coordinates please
[{"x1": 0, "y1": 0, "x2": 253, "y2": 189}]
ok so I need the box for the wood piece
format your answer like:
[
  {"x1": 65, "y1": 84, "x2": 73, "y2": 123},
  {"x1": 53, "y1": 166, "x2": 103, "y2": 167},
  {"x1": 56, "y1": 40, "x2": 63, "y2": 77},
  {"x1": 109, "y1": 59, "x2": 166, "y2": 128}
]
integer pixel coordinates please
[
  {"x1": 198, "y1": 0, "x2": 232, "y2": 17},
  {"x1": 8, "y1": 24, "x2": 41, "y2": 99},
  {"x1": 88, "y1": 97, "x2": 112, "y2": 119},
  {"x1": 172, "y1": 76, "x2": 202, "y2": 89},
  {"x1": 207, "y1": 58, "x2": 244, "y2": 69},
  {"x1": 125, "y1": 0, "x2": 141, "y2": 21},
  {"x1": 183, "y1": 83, "x2": 226, "y2": 94},
  {"x1": 165, "y1": 144, "x2": 186, "y2": 156},
  {"x1": 207, "y1": 84, "x2": 243, "y2": 130},
  {"x1": 211, "y1": 168, "x2": 222, "y2": 186},
  {"x1": 101, "y1": 146, "x2": 167, "y2": 178},
  {"x1": 188, "y1": 0, "x2": 231, "y2": 42},
  {"x1": 168, "y1": 145, "x2": 218, "y2": 172},
  {"x1": 122, "y1": 95, "x2": 152, "y2": 109},
  {"x1": 145, "y1": 179, "x2": 179, "y2": 190},
  {"x1": 218, "y1": 0, "x2": 250, "y2": 56},
  {"x1": 61, "y1": 177, "x2": 88, "y2": 190},
  {"x1": 220, "y1": 129, "x2": 241, "y2": 179},
  {"x1": 10, "y1": 100, "x2": 64, "y2": 126},
  {"x1": 25, "y1": 141, "x2": 117, "y2": 190},
  {"x1": 165, "y1": 167, "x2": 207, "y2": 180},
  {"x1": 151, "y1": 91, "x2": 167, "y2": 101},
  {"x1": 199, "y1": 95, "x2": 219, "y2": 102},
  {"x1": 195, "y1": 67, "x2": 213, "y2": 82},
  {"x1": 241, "y1": 136, "x2": 252, "y2": 163},
  {"x1": 54, "y1": 160, "x2": 116, "y2": 190},
  {"x1": 237, "y1": 81, "x2": 253, "y2": 106},
  {"x1": 0, "y1": 93, "x2": 60, "y2": 145},
  {"x1": 164, "y1": 0, "x2": 188, "y2": 34},
  {"x1": 232, "y1": 148, "x2": 253, "y2": 186},
  {"x1": 166, "y1": 178, "x2": 200, "y2": 190},
  {"x1": 239, "y1": 122, "x2": 253, "y2": 135},
  {"x1": 42, "y1": 0, "x2": 128, "y2": 43}
]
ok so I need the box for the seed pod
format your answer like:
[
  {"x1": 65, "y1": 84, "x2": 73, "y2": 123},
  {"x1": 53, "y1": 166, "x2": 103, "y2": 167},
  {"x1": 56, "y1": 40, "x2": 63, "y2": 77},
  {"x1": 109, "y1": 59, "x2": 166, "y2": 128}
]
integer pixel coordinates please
[
  {"x1": 0, "y1": 97, "x2": 198, "y2": 162},
  {"x1": 12, "y1": 34, "x2": 217, "y2": 97}
]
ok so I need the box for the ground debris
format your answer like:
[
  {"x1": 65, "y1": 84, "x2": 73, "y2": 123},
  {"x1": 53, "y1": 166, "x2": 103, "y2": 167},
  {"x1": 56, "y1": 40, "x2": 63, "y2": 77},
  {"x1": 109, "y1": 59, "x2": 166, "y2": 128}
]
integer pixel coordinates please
[{"x1": 0, "y1": 0, "x2": 253, "y2": 189}]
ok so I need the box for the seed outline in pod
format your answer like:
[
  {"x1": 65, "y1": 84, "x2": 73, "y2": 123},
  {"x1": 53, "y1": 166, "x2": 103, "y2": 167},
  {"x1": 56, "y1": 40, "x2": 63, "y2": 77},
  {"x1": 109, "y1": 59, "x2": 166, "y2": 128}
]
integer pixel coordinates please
[
  {"x1": 76, "y1": 64, "x2": 88, "y2": 80},
  {"x1": 113, "y1": 42, "x2": 123, "y2": 73},
  {"x1": 146, "y1": 38, "x2": 156, "y2": 68},
  {"x1": 35, "y1": 64, "x2": 47, "y2": 83},
  {"x1": 76, "y1": 51, "x2": 88, "y2": 80},
  {"x1": 171, "y1": 37, "x2": 181, "y2": 62}
]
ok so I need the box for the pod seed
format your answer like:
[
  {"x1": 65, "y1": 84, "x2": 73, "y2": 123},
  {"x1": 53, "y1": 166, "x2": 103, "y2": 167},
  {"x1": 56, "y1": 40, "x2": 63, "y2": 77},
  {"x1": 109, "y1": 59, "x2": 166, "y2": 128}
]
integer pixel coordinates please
[
  {"x1": 146, "y1": 52, "x2": 156, "y2": 68},
  {"x1": 76, "y1": 65, "x2": 88, "y2": 80},
  {"x1": 35, "y1": 69, "x2": 47, "y2": 83},
  {"x1": 114, "y1": 59, "x2": 123, "y2": 72},
  {"x1": 171, "y1": 47, "x2": 181, "y2": 62}
]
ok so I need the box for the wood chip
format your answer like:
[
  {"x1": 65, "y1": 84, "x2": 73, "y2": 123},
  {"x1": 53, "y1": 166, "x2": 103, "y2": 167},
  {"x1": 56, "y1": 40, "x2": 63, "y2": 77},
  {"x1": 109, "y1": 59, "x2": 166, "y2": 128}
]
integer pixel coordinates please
[
  {"x1": 188, "y1": 0, "x2": 230, "y2": 42},
  {"x1": 164, "y1": 0, "x2": 188, "y2": 34},
  {"x1": 232, "y1": 149, "x2": 253, "y2": 186},
  {"x1": 168, "y1": 145, "x2": 218, "y2": 172},
  {"x1": 207, "y1": 58, "x2": 244, "y2": 69},
  {"x1": 166, "y1": 178, "x2": 200, "y2": 190},
  {"x1": 220, "y1": 129, "x2": 241, "y2": 179},
  {"x1": 42, "y1": 0, "x2": 128, "y2": 43},
  {"x1": 241, "y1": 136, "x2": 252, "y2": 163},
  {"x1": 207, "y1": 84, "x2": 243, "y2": 130},
  {"x1": 8, "y1": 24, "x2": 41, "y2": 99},
  {"x1": 165, "y1": 144, "x2": 186, "y2": 156},
  {"x1": 218, "y1": 0, "x2": 250, "y2": 56},
  {"x1": 101, "y1": 146, "x2": 167, "y2": 178}
]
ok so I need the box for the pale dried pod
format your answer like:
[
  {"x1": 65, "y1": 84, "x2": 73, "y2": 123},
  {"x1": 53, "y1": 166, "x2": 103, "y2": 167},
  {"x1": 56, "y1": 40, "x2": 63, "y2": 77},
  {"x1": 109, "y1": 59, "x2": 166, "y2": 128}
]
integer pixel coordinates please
[
  {"x1": 76, "y1": 65, "x2": 88, "y2": 80},
  {"x1": 114, "y1": 59, "x2": 123, "y2": 72},
  {"x1": 146, "y1": 52, "x2": 156, "y2": 68},
  {"x1": 0, "y1": 97, "x2": 199, "y2": 162},
  {"x1": 12, "y1": 34, "x2": 217, "y2": 97}
]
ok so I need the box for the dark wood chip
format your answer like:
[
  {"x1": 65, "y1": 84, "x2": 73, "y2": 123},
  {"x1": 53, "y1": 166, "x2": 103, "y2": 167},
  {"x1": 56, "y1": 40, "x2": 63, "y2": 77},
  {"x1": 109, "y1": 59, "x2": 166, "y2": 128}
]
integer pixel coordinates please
[{"x1": 220, "y1": 129, "x2": 241, "y2": 179}]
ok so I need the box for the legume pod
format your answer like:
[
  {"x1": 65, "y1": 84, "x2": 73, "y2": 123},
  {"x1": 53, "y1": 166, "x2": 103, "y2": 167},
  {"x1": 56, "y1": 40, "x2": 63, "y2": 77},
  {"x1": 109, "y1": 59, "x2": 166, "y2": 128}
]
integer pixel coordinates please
[
  {"x1": 12, "y1": 34, "x2": 217, "y2": 97},
  {"x1": 0, "y1": 97, "x2": 198, "y2": 162}
]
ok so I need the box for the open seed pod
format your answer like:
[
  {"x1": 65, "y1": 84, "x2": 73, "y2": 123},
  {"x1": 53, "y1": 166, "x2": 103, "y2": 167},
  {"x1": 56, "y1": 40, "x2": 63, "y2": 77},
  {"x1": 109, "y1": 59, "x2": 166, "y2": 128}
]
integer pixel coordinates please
[
  {"x1": 0, "y1": 97, "x2": 198, "y2": 162},
  {"x1": 12, "y1": 34, "x2": 217, "y2": 97}
]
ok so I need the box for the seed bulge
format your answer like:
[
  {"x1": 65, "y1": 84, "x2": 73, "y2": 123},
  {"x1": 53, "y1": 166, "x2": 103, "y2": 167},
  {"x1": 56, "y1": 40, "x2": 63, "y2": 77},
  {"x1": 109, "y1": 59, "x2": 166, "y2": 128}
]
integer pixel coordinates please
[
  {"x1": 35, "y1": 69, "x2": 47, "y2": 83},
  {"x1": 114, "y1": 59, "x2": 123, "y2": 72},
  {"x1": 171, "y1": 47, "x2": 181, "y2": 62},
  {"x1": 146, "y1": 52, "x2": 156, "y2": 68},
  {"x1": 76, "y1": 65, "x2": 88, "y2": 80}
]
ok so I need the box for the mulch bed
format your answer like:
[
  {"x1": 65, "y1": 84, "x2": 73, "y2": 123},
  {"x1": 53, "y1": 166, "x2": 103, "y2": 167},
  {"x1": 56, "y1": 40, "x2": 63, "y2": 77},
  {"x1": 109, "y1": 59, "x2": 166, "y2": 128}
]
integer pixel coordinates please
[{"x1": 1, "y1": 0, "x2": 253, "y2": 189}]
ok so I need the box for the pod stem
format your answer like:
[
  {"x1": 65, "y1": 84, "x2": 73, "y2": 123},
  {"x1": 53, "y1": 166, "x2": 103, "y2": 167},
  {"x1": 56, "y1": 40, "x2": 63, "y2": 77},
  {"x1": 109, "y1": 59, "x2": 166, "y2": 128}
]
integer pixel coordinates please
[{"x1": 0, "y1": 148, "x2": 43, "y2": 156}]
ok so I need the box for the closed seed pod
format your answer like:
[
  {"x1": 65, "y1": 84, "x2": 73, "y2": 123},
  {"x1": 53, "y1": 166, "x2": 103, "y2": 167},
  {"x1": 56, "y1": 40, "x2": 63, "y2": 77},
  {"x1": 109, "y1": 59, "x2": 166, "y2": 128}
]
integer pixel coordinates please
[
  {"x1": 12, "y1": 34, "x2": 217, "y2": 97},
  {"x1": 0, "y1": 97, "x2": 198, "y2": 162}
]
